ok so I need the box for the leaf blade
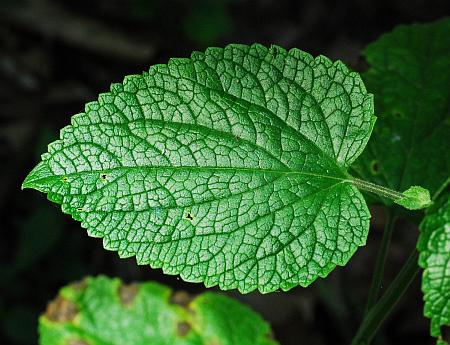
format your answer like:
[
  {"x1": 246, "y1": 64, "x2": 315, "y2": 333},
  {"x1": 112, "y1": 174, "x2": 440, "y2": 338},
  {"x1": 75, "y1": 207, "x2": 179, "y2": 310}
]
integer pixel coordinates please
[
  {"x1": 39, "y1": 276, "x2": 278, "y2": 345},
  {"x1": 24, "y1": 44, "x2": 375, "y2": 293},
  {"x1": 418, "y1": 193, "x2": 450, "y2": 341}
]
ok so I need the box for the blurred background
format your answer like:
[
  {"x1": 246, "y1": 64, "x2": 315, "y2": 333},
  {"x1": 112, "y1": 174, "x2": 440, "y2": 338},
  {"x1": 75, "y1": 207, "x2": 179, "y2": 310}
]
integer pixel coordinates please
[{"x1": 1, "y1": 0, "x2": 449, "y2": 344}]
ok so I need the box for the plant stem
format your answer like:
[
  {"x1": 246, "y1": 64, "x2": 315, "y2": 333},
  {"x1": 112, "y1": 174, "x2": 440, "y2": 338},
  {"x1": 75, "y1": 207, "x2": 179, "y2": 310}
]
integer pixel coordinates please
[
  {"x1": 364, "y1": 210, "x2": 397, "y2": 313},
  {"x1": 351, "y1": 249, "x2": 420, "y2": 345},
  {"x1": 432, "y1": 176, "x2": 450, "y2": 201},
  {"x1": 350, "y1": 178, "x2": 404, "y2": 201}
]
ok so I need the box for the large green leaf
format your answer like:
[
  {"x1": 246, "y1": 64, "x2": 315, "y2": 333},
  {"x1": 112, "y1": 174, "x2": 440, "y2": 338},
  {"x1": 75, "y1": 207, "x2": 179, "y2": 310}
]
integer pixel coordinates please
[
  {"x1": 418, "y1": 193, "x2": 450, "y2": 343},
  {"x1": 23, "y1": 43, "x2": 377, "y2": 293},
  {"x1": 353, "y1": 19, "x2": 450, "y2": 203},
  {"x1": 39, "y1": 275, "x2": 277, "y2": 345}
]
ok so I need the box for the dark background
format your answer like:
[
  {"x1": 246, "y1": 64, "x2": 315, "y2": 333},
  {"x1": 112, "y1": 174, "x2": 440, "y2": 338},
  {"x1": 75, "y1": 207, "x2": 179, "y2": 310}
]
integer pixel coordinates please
[{"x1": 1, "y1": 0, "x2": 449, "y2": 344}]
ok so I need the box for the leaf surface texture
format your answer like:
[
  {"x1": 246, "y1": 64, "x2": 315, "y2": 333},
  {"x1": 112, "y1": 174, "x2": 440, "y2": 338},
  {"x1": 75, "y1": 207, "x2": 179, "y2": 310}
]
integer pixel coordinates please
[
  {"x1": 24, "y1": 44, "x2": 375, "y2": 292},
  {"x1": 418, "y1": 193, "x2": 450, "y2": 342}
]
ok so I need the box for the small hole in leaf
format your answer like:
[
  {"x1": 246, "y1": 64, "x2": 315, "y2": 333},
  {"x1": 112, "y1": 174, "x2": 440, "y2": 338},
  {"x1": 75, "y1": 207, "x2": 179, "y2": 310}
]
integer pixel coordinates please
[
  {"x1": 100, "y1": 173, "x2": 108, "y2": 181},
  {"x1": 185, "y1": 213, "x2": 194, "y2": 221},
  {"x1": 76, "y1": 208, "x2": 83, "y2": 212},
  {"x1": 62, "y1": 176, "x2": 68, "y2": 182},
  {"x1": 370, "y1": 160, "x2": 380, "y2": 175},
  {"x1": 269, "y1": 45, "x2": 278, "y2": 58}
]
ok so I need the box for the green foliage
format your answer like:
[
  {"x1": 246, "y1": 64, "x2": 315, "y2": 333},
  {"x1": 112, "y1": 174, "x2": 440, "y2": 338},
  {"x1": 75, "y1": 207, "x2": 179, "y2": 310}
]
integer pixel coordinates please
[
  {"x1": 39, "y1": 276, "x2": 277, "y2": 345},
  {"x1": 21, "y1": 18, "x2": 450, "y2": 344},
  {"x1": 23, "y1": 43, "x2": 379, "y2": 293},
  {"x1": 394, "y1": 186, "x2": 432, "y2": 210},
  {"x1": 352, "y1": 19, "x2": 450, "y2": 344},
  {"x1": 353, "y1": 18, "x2": 450, "y2": 203},
  {"x1": 418, "y1": 193, "x2": 450, "y2": 343}
]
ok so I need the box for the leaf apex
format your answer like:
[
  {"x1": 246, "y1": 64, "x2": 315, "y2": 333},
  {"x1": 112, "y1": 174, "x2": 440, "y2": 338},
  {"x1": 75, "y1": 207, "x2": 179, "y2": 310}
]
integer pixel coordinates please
[{"x1": 22, "y1": 161, "x2": 52, "y2": 191}]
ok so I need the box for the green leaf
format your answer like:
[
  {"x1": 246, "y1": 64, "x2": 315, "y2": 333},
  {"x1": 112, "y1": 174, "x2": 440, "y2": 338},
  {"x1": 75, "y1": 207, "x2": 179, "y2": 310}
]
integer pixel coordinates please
[
  {"x1": 394, "y1": 186, "x2": 432, "y2": 210},
  {"x1": 39, "y1": 275, "x2": 278, "y2": 345},
  {"x1": 23, "y1": 43, "x2": 376, "y2": 293},
  {"x1": 418, "y1": 193, "x2": 450, "y2": 341},
  {"x1": 353, "y1": 19, "x2": 450, "y2": 203}
]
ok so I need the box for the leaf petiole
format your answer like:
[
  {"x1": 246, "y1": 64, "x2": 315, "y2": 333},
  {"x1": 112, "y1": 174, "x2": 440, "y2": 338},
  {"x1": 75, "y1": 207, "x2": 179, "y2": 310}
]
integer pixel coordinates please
[
  {"x1": 350, "y1": 178, "x2": 432, "y2": 210},
  {"x1": 349, "y1": 177, "x2": 404, "y2": 201}
]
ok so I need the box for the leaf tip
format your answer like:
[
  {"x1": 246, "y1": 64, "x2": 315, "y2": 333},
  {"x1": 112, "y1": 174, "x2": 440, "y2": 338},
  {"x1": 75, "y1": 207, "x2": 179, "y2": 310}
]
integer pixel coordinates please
[
  {"x1": 22, "y1": 161, "x2": 52, "y2": 191},
  {"x1": 395, "y1": 186, "x2": 432, "y2": 210}
]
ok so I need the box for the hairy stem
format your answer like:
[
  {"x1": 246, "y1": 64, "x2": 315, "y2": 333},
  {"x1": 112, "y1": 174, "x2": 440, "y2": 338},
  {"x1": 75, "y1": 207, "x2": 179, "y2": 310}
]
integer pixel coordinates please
[
  {"x1": 351, "y1": 249, "x2": 420, "y2": 345},
  {"x1": 350, "y1": 178, "x2": 404, "y2": 201},
  {"x1": 364, "y1": 211, "x2": 397, "y2": 313}
]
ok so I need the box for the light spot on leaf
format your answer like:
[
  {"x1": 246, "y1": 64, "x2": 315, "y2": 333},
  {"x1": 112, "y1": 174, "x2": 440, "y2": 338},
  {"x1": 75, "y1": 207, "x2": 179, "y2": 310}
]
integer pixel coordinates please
[
  {"x1": 170, "y1": 290, "x2": 192, "y2": 308},
  {"x1": 44, "y1": 296, "x2": 78, "y2": 323},
  {"x1": 68, "y1": 340, "x2": 89, "y2": 345},
  {"x1": 119, "y1": 283, "x2": 139, "y2": 306},
  {"x1": 70, "y1": 279, "x2": 87, "y2": 292}
]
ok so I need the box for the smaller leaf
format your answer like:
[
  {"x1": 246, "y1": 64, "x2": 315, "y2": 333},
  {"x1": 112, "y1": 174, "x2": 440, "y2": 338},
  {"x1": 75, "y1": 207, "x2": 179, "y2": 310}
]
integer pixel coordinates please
[
  {"x1": 418, "y1": 193, "x2": 450, "y2": 341},
  {"x1": 395, "y1": 186, "x2": 432, "y2": 210},
  {"x1": 39, "y1": 276, "x2": 278, "y2": 345}
]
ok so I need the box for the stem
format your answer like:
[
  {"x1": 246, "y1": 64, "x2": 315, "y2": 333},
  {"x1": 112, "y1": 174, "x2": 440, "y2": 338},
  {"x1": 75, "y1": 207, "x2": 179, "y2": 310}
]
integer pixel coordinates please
[
  {"x1": 351, "y1": 249, "x2": 420, "y2": 345},
  {"x1": 364, "y1": 211, "x2": 397, "y2": 313},
  {"x1": 432, "y1": 176, "x2": 450, "y2": 201},
  {"x1": 350, "y1": 178, "x2": 403, "y2": 201}
]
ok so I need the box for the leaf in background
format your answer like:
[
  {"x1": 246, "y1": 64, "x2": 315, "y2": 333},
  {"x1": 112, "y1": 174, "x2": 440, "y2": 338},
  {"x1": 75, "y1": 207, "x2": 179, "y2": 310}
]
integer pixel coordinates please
[
  {"x1": 184, "y1": 0, "x2": 233, "y2": 46},
  {"x1": 418, "y1": 193, "x2": 450, "y2": 343},
  {"x1": 23, "y1": 43, "x2": 377, "y2": 293},
  {"x1": 39, "y1": 276, "x2": 278, "y2": 345},
  {"x1": 353, "y1": 18, "x2": 450, "y2": 203}
]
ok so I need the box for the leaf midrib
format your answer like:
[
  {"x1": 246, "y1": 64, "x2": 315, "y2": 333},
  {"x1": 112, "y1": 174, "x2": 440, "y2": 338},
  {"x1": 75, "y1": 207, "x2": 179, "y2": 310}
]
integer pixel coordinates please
[{"x1": 33, "y1": 164, "x2": 348, "y2": 185}]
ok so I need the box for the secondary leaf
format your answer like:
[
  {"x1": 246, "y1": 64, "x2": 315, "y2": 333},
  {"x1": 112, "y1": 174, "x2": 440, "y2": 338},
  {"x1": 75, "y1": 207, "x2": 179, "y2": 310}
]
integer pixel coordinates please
[
  {"x1": 394, "y1": 186, "x2": 432, "y2": 211},
  {"x1": 23, "y1": 43, "x2": 376, "y2": 293},
  {"x1": 353, "y1": 18, "x2": 450, "y2": 203},
  {"x1": 39, "y1": 275, "x2": 277, "y2": 345},
  {"x1": 418, "y1": 193, "x2": 450, "y2": 343}
]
